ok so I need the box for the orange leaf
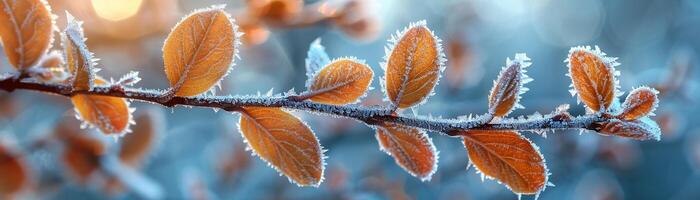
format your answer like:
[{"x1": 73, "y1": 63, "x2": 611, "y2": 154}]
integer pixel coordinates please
[
  {"x1": 593, "y1": 117, "x2": 661, "y2": 141},
  {"x1": 119, "y1": 109, "x2": 164, "y2": 167},
  {"x1": 567, "y1": 46, "x2": 619, "y2": 112},
  {"x1": 0, "y1": 143, "x2": 29, "y2": 198},
  {"x1": 383, "y1": 20, "x2": 444, "y2": 109},
  {"x1": 488, "y1": 54, "x2": 532, "y2": 117},
  {"x1": 71, "y1": 78, "x2": 133, "y2": 136},
  {"x1": 617, "y1": 87, "x2": 659, "y2": 121},
  {"x1": 55, "y1": 118, "x2": 107, "y2": 184},
  {"x1": 462, "y1": 130, "x2": 548, "y2": 194},
  {"x1": 375, "y1": 122, "x2": 437, "y2": 180},
  {"x1": 307, "y1": 58, "x2": 373, "y2": 105},
  {"x1": 0, "y1": 0, "x2": 55, "y2": 70},
  {"x1": 238, "y1": 107, "x2": 324, "y2": 186},
  {"x1": 163, "y1": 5, "x2": 240, "y2": 97},
  {"x1": 62, "y1": 13, "x2": 97, "y2": 91}
]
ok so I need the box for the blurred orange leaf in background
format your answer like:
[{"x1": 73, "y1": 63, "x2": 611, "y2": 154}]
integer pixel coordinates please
[
  {"x1": 55, "y1": 118, "x2": 107, "y2": 184},
  {"x1": 0, "y1": 143, "x2": 30, "y2": 198}
]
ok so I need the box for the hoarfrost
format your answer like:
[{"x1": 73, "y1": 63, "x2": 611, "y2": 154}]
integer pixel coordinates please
[{"x1": 305, "y1": 38, "x2": 331, "y2": 88}]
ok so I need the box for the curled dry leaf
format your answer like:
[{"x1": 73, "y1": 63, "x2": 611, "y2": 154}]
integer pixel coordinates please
[
  {"x1": 306, "y1": 58, "x2": 373, "y2": 105},
  {"x1": 71, "y1": 78, "x2": 133, "y2": 136},
  {"x1": 567, "y1": 46, "x2": 619, "y2": 112},
  {"x1": 0, "y1": 143, "x2": 29, "y2": 198},
  {"x1": 63, "y1": 13, "x2": 98, "y2": 91},
  {"x1": 383, "y1": 20, "x2": 445, "y2": 109},
  {"x1": 55, "y1": 118, "x2": 107, "y2": 184},
  {"x1": 119, "y1": 109, "x2": 164, "y2": 167},
  {"x1": 163, "y1": 5, "x2": 240, "y2": 97},
  {"x1": 617, "y1": 87, "x2": 659, "y2": 121},
  {"x1": 593, "y1": 117, "x2": 661, "y2": 141},
  {"x1": 488, "y1": 53, "x2": 532, "y2": 117},
  {"x1": 375, "y1": 122, "x2": 437, "y2": 181},
  {"x1": 238, "y1": 107, "x2": 324, "y2": 186},
  {"x1": 462, "y1": 130, "x2": 548, "y2": 194},
  {"x1": 0, "y1": 0, "x2": 55, "y2": 70}
]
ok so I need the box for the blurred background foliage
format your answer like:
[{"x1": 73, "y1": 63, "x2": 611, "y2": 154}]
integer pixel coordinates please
[{"x1": 1, "y1": 0, "x2": 699, "y2": 199}]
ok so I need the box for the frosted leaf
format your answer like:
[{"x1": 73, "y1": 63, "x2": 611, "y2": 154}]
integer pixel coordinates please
[
  {"x1": 462, "y1": 130, "x2": 549, "y2": 194},
  {"x1": 565, "y1": 46, "x2": 620, "y2": 113},
  {"x1": 382, "y1": 20, "x2": 446, "y2": 109},
  {"x1": 237, "y1": 107, "x2": 325, "y2": 186},
  {"x1": 63, "y1": 12, "x2": 99, "y2": 91},
  {"x1": 593, "y1": 117, "x2": 661, "y2": 141},
  {"x1": 617, "y1": 86, "x2": 659, "y2": 120},
  {"x1": 305, "y1": 57, "x2": 373, "y2": 105},
  {"x1": 0, "y1": 0, "x2": 56, "y2": 70},
  {"x1": 305, "y1": 38, "x2": 331, "y2": 88},
  {"x1": 375, "y1": 122, "x2": 438, "y2": 181},
  {"x1": 488, "y1": 53, "x2": 532, "y2": 118},
  {"x1": 163, "y1": 4, "x2": 240, "y2": 97},
  {"x1": 71, "y1": 78, "x2": 134, "y2": 136}
]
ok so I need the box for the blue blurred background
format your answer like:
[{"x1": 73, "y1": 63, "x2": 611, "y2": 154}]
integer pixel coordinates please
[{"x1": 1, "y1": 0, "x2": 699, "y2": 199}]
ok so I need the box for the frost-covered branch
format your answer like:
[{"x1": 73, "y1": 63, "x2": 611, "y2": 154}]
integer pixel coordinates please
[{"x1": 0, "y1": 74, "x2": 614, "y2": 136}]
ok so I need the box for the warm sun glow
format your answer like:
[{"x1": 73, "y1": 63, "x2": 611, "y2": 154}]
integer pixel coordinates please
[{"x1": 91, "y1": 0, "x2": 143, "y2": 21}]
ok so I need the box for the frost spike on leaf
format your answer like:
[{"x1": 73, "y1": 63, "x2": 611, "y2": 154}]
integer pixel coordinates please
[
  {"x1": 237, "y1": 107, "x2": 324, "y2": 187},
  {"x1": 383, "y1": 20, "x2": 445, "y2": 109},
  {"x1": 0, "y1": 143, "x2": 29, "y2": 197},
  {"x1": 306, "y1": 58, "x2": 374, "y2": 105},
  {"x1": 163, "y1": 5, "x2": 240, "y2": 97},
  {"x1": 617, "y1": 87, "x2": 659, "y2": 121},
  {"x1": 566, "y1": 46, "x2": 619, "y2": 112},
  {"x1": 488, "y1": 53, "x2": 532, "y2": 117},
  {"x1": 593, "y1": 117, "x2": 661, "y2": 141},
  {"x1": 71, "y1": 78, "x2": 133, "y2": 136},
  {"x1": 305, "y1": 37, "x2": 331, "y2": 87},
  {"x1": 462, "y1": 130, "x2": 548, "y2": 194},
  {"x1": 115, "y1": 71, "x2": 142, "y2": 86},
  {"x1": 375, "y1": 122, "x2": 438, "y2": 181},
  {"x1": 0, "y1": 0, "x2": 55, "y2": 70},
  {"x1": 63, "y1": 12, "x2": 98, "y2": 91}
]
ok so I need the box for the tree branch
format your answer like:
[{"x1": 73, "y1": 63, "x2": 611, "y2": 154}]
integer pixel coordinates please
[{"x1": 0, "y1": 74, "x2": 609, "y2": 136}]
